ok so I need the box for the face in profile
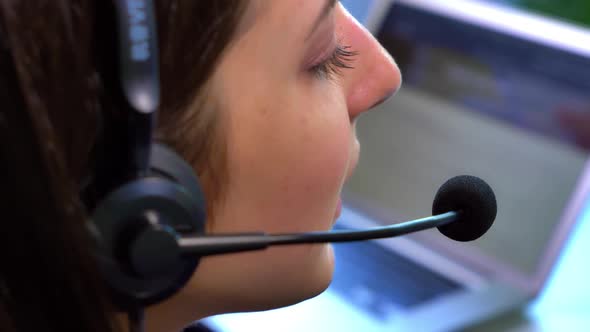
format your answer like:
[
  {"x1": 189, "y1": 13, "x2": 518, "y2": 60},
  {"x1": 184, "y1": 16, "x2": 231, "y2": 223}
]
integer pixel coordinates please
[{"x1": 146, "y1": 1, "x2": 401, "y2": 330}]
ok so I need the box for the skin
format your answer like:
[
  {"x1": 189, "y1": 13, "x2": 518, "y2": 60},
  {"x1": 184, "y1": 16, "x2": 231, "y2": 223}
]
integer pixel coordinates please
[{"x1": 142, "y1": 1, "x2": 402, "y2": 331}]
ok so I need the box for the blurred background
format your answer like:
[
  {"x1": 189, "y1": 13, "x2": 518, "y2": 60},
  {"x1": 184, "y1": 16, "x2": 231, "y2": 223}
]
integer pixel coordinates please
[
  {"x1": 488, "y1": 0, "x2": 590, "y2": 27},
  {"x1": 201, "y1": 1, "x2": 590, "y2": 331}
]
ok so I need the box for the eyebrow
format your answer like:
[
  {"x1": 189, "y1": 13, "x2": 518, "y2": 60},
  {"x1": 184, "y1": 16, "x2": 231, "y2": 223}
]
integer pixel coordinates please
[{"x1": 306, "y1": 0, "x2": 338, "y2": 40}]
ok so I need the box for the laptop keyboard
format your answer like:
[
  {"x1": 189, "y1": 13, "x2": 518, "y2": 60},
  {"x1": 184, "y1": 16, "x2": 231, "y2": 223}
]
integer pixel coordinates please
[{"x1": 329, "y1": 228, "x2": 463, "y2": 321}]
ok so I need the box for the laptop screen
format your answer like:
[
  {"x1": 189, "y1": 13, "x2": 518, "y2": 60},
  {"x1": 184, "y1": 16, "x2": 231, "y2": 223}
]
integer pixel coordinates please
[{"x1": 343, "y1": 0, "x2": 590, "y2": 279}]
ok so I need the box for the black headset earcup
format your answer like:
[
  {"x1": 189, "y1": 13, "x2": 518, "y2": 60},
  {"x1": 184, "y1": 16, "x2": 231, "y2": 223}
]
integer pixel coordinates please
[
  {"x1": 91, "y1": 143, "x2": 207, "y2": 310},
  {"x1": 150, "y1": 143, "x2": 207, "y2": 217}
]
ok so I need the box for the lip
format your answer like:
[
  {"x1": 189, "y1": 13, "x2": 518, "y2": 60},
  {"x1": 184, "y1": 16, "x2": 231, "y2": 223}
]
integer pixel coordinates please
[
  {"x1": 334, "y1": 139, "x2": 360, "y2": 221},
  {"x1": 345, "y1": 137, "x2": 360, "y2": 181},
  {"x1": 334, "y1": 197, "x2": 342, "y2": 220}
]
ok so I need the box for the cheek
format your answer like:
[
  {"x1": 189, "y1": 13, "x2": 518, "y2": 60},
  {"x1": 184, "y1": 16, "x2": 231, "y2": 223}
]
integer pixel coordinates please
[
  {"x1": 297, "y1": 112, "x2": 351, "y2": 199},
  {"x1": 223, "y1": 86, "x2": 351, "y2": 233},
  {"x1": 290, "y1": 93, "x2": 351, "y2": 187}
]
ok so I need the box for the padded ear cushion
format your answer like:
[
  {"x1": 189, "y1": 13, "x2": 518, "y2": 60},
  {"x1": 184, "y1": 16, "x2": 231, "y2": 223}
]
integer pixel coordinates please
[{"x1": 150, "y1": 143, "x2": 207, "y2": 225}]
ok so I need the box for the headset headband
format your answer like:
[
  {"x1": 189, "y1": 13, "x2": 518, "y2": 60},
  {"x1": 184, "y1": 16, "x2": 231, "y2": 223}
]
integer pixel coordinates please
[{"x1": 113, "y1": 0, "x2": 159, "y2": 176}]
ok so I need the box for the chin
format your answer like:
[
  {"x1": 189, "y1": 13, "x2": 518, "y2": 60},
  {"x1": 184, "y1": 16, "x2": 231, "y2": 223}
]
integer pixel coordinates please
[
  {"x1": 224, "y1": 244, "x2": 334, "y2": 313},
  {"x1": 284, "y1": 243, "x2": 336, "y2": 304},
  {"x1": 226, "y1": 243, "x2": 336, "y2": 314},
  {"x1": 178, "y1": 241, "x2": 336, "y2": 320}
]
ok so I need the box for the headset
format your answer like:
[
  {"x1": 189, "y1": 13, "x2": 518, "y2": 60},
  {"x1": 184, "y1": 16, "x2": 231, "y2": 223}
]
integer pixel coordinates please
[{"x1": 85, "y1": 0, "x2": 206, "y2": 317}]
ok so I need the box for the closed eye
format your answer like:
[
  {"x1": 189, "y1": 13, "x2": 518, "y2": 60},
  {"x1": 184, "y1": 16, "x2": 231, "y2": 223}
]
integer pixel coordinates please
[{"x1": 309, "y1": 44, "x2": 357, "y2": 81}]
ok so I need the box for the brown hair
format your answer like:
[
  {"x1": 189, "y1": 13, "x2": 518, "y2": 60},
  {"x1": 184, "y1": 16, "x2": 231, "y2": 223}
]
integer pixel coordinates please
[{"x1": 0, "y1": 1, "x2": 244, "y2": 331}]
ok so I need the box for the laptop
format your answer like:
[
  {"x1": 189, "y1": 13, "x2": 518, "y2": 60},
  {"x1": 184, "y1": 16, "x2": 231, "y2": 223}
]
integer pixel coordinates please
[{"x1": 203, "y1": 1, "x2": 590, "y2": 331}]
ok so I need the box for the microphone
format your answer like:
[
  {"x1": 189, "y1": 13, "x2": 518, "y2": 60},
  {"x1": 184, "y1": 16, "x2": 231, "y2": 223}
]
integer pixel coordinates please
[{"x1": 127, "y1": 175, "x2": 496, "y2": 278}]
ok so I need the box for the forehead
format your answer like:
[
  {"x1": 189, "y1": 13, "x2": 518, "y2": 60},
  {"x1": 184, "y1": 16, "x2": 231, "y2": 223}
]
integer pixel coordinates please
[{"x1": 235, "y1": 0, "x2": 322, "y2": 38}]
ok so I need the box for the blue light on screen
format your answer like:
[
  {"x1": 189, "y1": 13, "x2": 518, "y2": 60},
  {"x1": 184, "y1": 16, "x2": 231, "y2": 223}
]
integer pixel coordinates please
[
  {"x1": 205, "y1": 290, "x2": 390, "y2": 332},
  {"x1": 340, "y1": 0, "x2": 375, "y2": 24},
  {"x1": 526, "y1": 198, "x2": 590, "y2": 328}
]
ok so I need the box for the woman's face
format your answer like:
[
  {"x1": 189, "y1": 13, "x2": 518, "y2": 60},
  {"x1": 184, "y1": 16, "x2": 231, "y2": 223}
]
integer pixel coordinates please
[{"x1": 147, "y1": 1, "x2": 401, "y2": 329}]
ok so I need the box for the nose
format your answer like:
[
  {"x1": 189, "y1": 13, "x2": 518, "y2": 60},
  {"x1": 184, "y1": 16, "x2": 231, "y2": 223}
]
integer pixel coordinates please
[{"x1": 337, "y1": 5, "x2": 402, "y2": 119}]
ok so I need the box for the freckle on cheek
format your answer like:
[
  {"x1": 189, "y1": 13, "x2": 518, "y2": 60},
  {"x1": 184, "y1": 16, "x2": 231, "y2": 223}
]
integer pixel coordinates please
[{"x1": 257, "y1": 105, "x2": 271, "y2": 117}]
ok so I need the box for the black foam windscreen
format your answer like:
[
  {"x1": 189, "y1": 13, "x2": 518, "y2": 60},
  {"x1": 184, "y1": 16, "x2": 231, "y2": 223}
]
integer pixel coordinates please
[{"x1": 432, "y1": 175, "x2": 497, "y2": 242}]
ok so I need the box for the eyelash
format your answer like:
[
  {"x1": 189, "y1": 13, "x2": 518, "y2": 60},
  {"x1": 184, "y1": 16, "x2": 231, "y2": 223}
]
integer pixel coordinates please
[{"x1": 310, "y1": 44, "x2": 357, "y2": 81}]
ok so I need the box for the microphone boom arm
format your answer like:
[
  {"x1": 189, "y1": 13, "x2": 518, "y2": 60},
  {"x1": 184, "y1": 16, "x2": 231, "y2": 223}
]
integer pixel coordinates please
[{"x1": 178, "y1": 211, "x2": 459, "y2": 257}]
